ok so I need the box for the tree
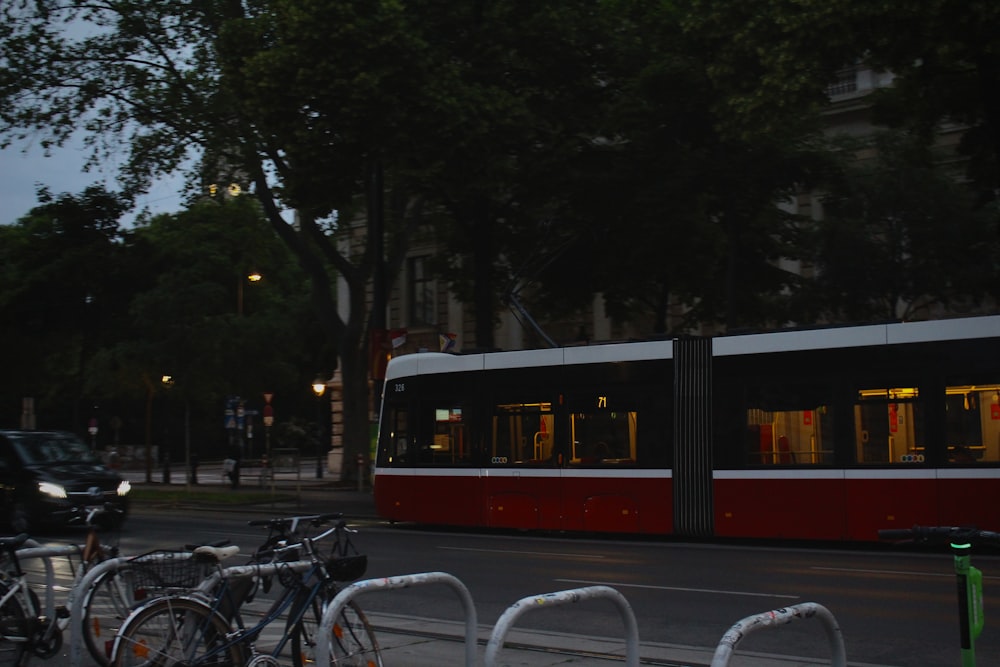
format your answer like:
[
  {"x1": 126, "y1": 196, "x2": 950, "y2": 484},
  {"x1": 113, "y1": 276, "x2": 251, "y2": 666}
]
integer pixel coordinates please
[
  {"x1": 1, "y1": 1, "x2": 429, "y2": 477},
  {"x1": 680, "y1": 0, "x2": 1000, "y2": 312},
  {"x1": 800, "y1": 131, "x2": 999, "y2": 321},
  {"x1": 679, "y1": 0, "x2": 869, "y2": 144},
  {"x1": 0, "y1": 185, "x2": 131, "y2": 429},
  {"x1": 860, "y1": 0, "x2": 1000, "y2": 196},
  {"x1": 104, "y1": 197, "x2": 316, "y2": 479},
  {"x1": 400, "y1": 0, "x2": 615, "y2": 348},
  {"x1": 545, "y1": 0, "x2": 829, "y2": 333}
]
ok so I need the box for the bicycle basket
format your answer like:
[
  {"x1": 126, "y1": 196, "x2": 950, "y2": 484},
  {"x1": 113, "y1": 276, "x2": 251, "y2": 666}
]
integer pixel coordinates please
[
  {"x1": 128, "y1": 551, "x2": 213, "y2": 593},
  {"x1": 326, "y1": 554, "x2": 367, "y2": 582}
]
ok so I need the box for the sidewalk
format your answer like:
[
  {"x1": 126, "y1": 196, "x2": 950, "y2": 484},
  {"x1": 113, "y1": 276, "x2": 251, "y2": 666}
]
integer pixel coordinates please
[
  {"x1": 364, "y1": 610, "x2": 869, "y2": 667},
  {"x1": 112, "y1": 463, "x2": 882, "y2": 667}
]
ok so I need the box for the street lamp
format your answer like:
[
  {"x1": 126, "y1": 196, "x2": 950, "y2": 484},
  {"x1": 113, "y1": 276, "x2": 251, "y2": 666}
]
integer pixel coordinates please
[
  {"x1": 236, "y1": 270, "x2": 263, "y2": 315},
  {"x1": 312, "y1": 377, "x2": 326, "y2": 479}
]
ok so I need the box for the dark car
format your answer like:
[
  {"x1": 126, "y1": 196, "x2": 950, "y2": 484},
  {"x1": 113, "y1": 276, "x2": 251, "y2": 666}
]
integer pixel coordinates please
[{"x1": 0, "y1": 430, "x2": 131, "y2": 532}]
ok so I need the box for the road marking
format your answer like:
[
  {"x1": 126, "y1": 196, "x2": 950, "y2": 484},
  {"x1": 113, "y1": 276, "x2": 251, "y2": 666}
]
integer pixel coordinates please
[
  {"x1": 811, "y1": 565, "x2": 1000, "y2": 580},
  {"x1": 438, "y1": 546, "x2": 606, "y2": 559},
  {"x1": 555, "y1": 578, "x2": 799, "y2": 599}
]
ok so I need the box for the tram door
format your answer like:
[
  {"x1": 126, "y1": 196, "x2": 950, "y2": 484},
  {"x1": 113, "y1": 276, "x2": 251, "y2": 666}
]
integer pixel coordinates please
[
  {"x1": 485, "y1": 402, "x2": 561, "y2": 529},
  {"x1": 855, "y1": 389, "x2": 919, "y2": 463}
]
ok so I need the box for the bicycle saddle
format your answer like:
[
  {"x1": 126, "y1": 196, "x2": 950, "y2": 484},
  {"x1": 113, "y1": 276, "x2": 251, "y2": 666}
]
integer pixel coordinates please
[{"x1": 192, "y1": 544, "x2": 241, "y2": 562}]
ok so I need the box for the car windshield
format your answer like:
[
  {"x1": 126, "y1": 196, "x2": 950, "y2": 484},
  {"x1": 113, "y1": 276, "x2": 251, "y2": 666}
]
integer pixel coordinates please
[{"x1": 10, "y1": 434, "x2": 99, "y2": 465}]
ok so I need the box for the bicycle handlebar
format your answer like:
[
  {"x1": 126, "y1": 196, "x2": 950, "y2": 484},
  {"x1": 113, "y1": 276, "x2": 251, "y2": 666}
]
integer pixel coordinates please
[{"x1": 878, "y1": 525, "x2": 1000, "y2": 546}]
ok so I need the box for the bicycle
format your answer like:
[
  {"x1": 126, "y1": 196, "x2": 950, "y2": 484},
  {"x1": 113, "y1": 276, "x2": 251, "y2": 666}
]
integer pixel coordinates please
[
  {"x1": 110, "y1": 512, "x2": 381, "y2": 667},
  {"x1": 0, "y1": 503, "x2": 236, "y2": 667},
  {"x1": 77, "y1": 534, "x2": 238, "y2": 666},
  {"x1": 878, "y1": 525, "x2": 1000, "y2": 667},
  {"x1": 0, "y1": 532, "x2": 49, "y2": 666},
  {"x1": 0, "y1": 505, "x2": 133, "y2": 666}
]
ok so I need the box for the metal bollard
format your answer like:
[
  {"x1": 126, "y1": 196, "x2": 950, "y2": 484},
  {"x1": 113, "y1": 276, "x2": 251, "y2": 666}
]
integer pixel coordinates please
[
  {"x1": 318, "y1": 572, "x2": 478, "y2": 667},
  {"x1": 485, "y1": 586, "x2": 640, "y2": 667},
  {"x1": 711, "y1": 602, "x2": 846, "y2": 667}
]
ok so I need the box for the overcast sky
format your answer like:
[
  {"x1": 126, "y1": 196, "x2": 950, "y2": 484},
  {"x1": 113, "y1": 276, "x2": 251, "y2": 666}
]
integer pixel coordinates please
[{"x1": 0, "y1": 140, "x2": 187, "y2": 227}]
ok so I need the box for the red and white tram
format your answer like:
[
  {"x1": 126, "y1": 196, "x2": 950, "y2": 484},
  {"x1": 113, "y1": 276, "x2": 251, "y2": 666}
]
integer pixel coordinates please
[{"x1": 373, "y1": 316, "x2": 1000, "y2": 541}]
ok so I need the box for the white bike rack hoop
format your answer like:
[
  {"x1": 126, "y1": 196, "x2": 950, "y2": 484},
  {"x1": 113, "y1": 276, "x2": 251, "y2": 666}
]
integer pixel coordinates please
[{"x1": 711, "y1": 601, "x2": 847, "y2": 667}]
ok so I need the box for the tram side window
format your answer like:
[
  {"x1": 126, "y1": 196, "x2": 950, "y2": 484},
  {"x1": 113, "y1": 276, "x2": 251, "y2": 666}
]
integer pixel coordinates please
[
  {"x1": 492, "y1": 402, "x2": 553, "y2": 465},
  {"x1": 419, "y1": 405, "x2": 471, "y2": 465},
  {"x1": 854, "y1": 388, "x2": 923, "y2": 463},
  {"x1": 570, "y1": 411, "x2": 637, "y2": 465},
  {"x1": 566, "y1": 392, "x2": 637, "y2": 465},
  {"x1": 744, "y1": 384, "x2": 833, "y2": 465},
  {"x1": 945, "y1": 382, "x2": 1000, "y2": 463}
]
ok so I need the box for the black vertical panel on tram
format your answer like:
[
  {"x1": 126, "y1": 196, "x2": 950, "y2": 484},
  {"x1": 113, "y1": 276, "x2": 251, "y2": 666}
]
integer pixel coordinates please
[{"x1": 672, "y1": 337, "x2": 714, "y2": 537}]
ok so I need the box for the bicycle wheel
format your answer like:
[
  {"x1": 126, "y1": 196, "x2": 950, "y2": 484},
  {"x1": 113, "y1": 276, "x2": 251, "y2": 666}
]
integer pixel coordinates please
[
  {"x1": 81, "y1": 566, "x2": 141, "y2": 666},
  {"x1": 112, "y1": 596, "x2": 244, "y2": 667},
  {"x1": 291, "y1": 594, "x2": 382, "y2": 667},
  {"x1": 0, "y1": 580, "x2": 28, "y2": 667}
]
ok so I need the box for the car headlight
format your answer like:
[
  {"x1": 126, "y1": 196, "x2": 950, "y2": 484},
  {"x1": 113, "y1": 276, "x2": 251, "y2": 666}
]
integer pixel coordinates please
[
  {"x1": 38, "y1": 481, "x2": 67, "y2": 499},
  {"x1": 117, "y1": 480, "x2": 131, "y2": 497}
]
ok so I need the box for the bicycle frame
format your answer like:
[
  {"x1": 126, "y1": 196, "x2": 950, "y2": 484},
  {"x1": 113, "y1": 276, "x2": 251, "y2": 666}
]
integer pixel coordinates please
[
  {"x1": 223, "y1": 560, "x2": 328, "y2": 661},
  {"x1": 140, "y1": 558, "x2": 330, "y2": 666},
  {"x1": 0, "y1": 574, "x2": 34, "y2": 639}
]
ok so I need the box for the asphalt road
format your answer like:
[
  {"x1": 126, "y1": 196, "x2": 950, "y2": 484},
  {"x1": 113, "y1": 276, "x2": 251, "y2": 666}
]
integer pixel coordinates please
[{"x1": 19, "y1": 474, "x2": 1000, "y2": 666}]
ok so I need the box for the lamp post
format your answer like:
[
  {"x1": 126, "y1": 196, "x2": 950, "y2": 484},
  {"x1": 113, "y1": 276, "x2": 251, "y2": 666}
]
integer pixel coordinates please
[
  {"x1": 160, "y1": 375, "x2": 174, "y2": 483},
  {"x1": 312, "y1": 377, "x2": 326, "y2": 479}
]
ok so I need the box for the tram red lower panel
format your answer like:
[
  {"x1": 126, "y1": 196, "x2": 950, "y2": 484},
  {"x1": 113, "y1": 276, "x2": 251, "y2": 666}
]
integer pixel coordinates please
[
  {"x1": 842, "y1": 473, "x2": 938, "y2": 541},
  {"x1": 375, "y1": 468, "x2": 672, "y2": 534},
  {"x1": 373, "y1": 469, "x2": 483, "y2": 526},
  {"x1": 714, "y1": 473, "x2": 849, "y2": 541},
  {"x1": 559, "y1": 473, "x2": 672, "y2": 534},
  {"x1": 715, "y1": 470, "x2": 1000, "y2": 542},
  {"x1": 377, "y1": 467, "x2": 1000, "y2": 540},
  {"x1": 935, "y1": 472, "x2": 1000, "y2": 530}
]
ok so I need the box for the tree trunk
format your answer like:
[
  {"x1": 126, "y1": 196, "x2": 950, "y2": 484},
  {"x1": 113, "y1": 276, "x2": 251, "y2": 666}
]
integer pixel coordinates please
[{"x1": 471, "y1": 204, "x2": 495, "y2": 350}]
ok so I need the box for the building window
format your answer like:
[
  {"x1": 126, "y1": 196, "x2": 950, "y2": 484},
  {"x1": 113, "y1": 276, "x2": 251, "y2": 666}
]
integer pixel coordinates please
[
  {"x1": 408, "y1": 255, "x2": 435, "y2": 326},
  {"x1": 826, "y1": 67, "x2": 858, "y2": 98}
]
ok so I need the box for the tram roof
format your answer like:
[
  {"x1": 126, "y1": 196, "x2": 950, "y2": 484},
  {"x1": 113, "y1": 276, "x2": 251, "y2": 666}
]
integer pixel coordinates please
[
  {"x1": 713, "y1": 314, "x2": 1000, "y2": 356},
  {"x1": 384, "y1": 315, "x2": 1000, "y2": 379}
]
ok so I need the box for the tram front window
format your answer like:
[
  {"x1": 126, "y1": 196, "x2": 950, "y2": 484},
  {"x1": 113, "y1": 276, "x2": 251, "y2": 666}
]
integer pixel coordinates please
[{"x1": 381, "y1": 406, "x2": 409, "y2": 466}]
